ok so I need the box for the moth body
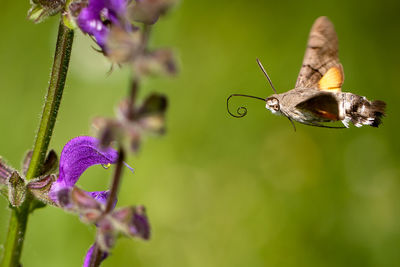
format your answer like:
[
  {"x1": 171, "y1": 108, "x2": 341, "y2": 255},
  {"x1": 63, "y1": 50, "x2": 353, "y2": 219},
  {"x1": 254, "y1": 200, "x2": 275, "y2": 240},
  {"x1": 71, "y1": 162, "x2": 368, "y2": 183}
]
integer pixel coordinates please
[
  {"x1": 265, "y1": 89, "x2": 385, "y2": 128},
  {"x1": 266, "y1": 89, "x2": 336, "y2": 125},
  {"x1": 338, "y1": 92, "x2": 385, "y2": 127}
]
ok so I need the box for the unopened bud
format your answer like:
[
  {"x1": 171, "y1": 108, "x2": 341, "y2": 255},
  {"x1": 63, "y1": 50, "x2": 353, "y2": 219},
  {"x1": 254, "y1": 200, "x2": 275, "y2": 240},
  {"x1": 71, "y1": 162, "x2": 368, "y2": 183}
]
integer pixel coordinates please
[
  {"x1": 97, "y1": 218, "x2": 116, "y2": 251},
  {"x1": 134, "y1": 49, "x2": 177, "y2": 77},
  {"x1": 106, "y1": 26, "x2": 142, "y2": 64},
  {"x1": 111, "y1": 205, "x2": 150, "y2": 240},
  {"x1": 128, "y1": 0, "x2": 177, "y2": 25},
  {"x1": 70, "y1": 187, "x2": 103, "y2": 223}
]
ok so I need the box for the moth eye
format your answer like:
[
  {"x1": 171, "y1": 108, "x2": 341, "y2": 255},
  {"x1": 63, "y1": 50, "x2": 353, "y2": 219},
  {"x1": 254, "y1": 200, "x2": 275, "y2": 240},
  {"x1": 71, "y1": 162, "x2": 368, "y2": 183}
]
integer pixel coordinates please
[{"x1": 274, "y1": 104, "x2": 279, "y2": 111}]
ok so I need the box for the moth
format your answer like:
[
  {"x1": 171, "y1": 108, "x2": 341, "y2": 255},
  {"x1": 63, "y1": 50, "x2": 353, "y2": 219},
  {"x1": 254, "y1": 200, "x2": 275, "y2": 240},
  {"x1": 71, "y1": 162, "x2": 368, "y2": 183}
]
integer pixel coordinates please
[{"x1": 227, "y1": 16, "x2": 386, "y2": 129}]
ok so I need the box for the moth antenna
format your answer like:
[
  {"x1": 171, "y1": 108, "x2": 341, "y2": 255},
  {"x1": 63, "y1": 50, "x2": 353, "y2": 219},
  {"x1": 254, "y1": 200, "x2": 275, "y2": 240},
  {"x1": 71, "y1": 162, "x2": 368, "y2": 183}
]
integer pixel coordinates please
[
  {"x1": 227, "y1": 94, "x2": 266, "y2": 118},
  {"x1": 287, "y1": 117, "x2": 296, "y2": 132},
  {"x1": 256, "y1": 58, "x2": 277, "y2": 94}
]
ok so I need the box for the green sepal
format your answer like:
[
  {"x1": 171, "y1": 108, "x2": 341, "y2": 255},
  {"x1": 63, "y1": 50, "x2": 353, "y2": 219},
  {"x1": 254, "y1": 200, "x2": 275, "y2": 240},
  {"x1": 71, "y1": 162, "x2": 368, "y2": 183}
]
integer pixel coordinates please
[
  {"x1": 63, "y1": 0, "x2": 78, "y2": 29},
  {"x1": 27, "y1": 0, "x2": 64, "y2": 24},
  {"x1": 8, "y1": 172, "x2": 26, "y2": 207},
  {"x1": 27, "y1": 5, "x2": 44, "y2": 23},
  {"x1": 63, "y1": 12, "x2": 77, "y2": 30}
]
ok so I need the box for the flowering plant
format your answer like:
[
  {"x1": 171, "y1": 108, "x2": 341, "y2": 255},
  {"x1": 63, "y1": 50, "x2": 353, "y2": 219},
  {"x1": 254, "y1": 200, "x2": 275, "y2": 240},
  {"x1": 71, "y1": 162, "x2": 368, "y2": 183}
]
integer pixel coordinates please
[{"x1": 1, "y1": 0, "x2": 178, "y2": 266}]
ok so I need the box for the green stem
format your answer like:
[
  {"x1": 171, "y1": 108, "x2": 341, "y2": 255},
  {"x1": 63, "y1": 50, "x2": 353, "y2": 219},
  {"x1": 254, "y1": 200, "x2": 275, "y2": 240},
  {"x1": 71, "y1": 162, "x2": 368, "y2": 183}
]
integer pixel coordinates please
[
  {"x1": 1, "y1": 20, "x2": 74, "y2": 267},
  {"x1": 25, "y1": 21, "x2": 74, "y2": 180}
]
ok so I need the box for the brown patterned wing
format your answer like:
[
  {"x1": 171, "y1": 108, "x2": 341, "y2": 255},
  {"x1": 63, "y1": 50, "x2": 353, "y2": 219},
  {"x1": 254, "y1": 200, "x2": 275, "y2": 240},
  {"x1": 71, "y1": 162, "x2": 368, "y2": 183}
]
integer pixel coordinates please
[
  {"x1": 295, "y1": 16, "x2": 343, "y2": 90},
  {"x1": 295, "y1": 92, "x2": 340, "y2": 121}
]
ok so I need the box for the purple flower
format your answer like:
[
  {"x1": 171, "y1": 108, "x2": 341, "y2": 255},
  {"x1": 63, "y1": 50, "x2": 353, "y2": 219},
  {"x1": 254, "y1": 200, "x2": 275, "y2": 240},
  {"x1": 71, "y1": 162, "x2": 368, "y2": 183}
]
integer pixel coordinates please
[
  {"x1": 45, "y1": 136, "x2": 149, "y2": 266},
  {"x1": 49, "y1": 136, "x2": 118, "y2": 205},
  {"x1": 77, "y1": 0, "x2": 131, "y2": 49}
]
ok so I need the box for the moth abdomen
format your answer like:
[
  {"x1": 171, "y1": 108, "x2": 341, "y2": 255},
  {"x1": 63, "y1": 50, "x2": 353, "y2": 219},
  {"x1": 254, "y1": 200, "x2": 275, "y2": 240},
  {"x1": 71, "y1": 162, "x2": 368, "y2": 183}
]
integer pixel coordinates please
[
  {"x1": 342, "y1": 93, "x2": 386, "y2": 127},
  {"x1": 369, "y1": 100, "x2": 386, "y2": 127}
]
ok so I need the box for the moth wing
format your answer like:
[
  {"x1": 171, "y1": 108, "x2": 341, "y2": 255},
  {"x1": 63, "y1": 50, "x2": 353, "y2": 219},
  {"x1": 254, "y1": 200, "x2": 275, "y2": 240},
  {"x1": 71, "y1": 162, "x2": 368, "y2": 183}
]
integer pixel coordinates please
[
  {"x1": 295, "y1": 92, "x2": 340, "y2": 121},
  {"x1": 295, "y1": 16, "x2": 344, "y2": 90},
  {"x1": 318, "y1": 65, "x2": 344, "y2": 92}
]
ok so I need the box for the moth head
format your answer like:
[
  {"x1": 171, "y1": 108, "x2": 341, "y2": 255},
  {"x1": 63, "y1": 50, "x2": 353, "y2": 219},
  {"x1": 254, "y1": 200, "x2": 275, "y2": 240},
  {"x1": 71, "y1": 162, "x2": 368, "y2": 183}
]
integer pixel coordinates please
[{"x1": 266, "y1": 96, "x2": 280, "y2": 113}]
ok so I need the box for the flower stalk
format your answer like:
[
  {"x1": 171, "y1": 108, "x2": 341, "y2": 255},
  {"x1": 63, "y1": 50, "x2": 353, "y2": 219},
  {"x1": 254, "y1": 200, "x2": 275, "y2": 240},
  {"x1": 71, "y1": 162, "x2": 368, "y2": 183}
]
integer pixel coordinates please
[
  {"x1": 26, "y1": 20, "x2": 74, "y2": 180},
  {"x1": 104, "y1": 148, "x2": 125, "y2": 213},
  {"x1": 90, "y1": 147, "x2": 125, "y2": 266},
  {"x1": 1, "y1": 19, "x2": 74, "y2": 267}
]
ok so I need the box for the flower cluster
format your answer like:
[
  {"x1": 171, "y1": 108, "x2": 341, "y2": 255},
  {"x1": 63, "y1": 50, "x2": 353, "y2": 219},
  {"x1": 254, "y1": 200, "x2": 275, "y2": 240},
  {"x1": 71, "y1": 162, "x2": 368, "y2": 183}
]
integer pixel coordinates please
[
  {"x1": 62, "y1": 0, "x2": 179, "y2": 66},
  {"x1": 62, "y1": 0, "x2": 177, "y2": 152},
  {"x1": 0, "y1": 136, "x2": 150, "y2": 266},
  {"x1": 19, "y1": 0, "x2": 179, "y2": 266},
  {"x1": 93, "y1": 93, "x2": 168, "y2": 151}
]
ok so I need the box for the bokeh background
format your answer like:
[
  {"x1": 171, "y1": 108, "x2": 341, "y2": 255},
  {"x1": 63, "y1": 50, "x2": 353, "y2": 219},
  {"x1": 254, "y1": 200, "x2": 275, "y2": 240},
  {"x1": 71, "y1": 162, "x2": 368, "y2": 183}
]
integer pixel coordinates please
[{"x1": 1, "y1": 0, "x2": 400, "y2": 266}]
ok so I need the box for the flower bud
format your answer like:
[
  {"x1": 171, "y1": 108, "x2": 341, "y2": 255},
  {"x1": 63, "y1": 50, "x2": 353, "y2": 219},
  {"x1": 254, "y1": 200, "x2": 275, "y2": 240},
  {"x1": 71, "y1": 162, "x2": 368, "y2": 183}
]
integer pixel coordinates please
[
  {"x1": 134, "y1": 49, "x2": 177, "y2": 77},
  {"x1": 70, "y1": 187, "x2": 103, "y2": 223},
  {"x1": 128, "y1": 0, "x2": 178, "y2": 25},
  {"x1": 111, "y1": 205, "x2": 150, "y2": 239},
  {"x1": 97, "y1": 218, "x2": 116, "y2": 251},
  {"x1": 105, "y1": 26, "x2": 143, "y2": 64}
]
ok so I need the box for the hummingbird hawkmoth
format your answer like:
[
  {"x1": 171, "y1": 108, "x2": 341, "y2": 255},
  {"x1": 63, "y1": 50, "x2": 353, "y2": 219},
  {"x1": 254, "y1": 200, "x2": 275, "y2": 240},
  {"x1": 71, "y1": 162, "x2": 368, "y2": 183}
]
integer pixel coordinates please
[{"x1": 227, "y1": 16, "x2": 386, "y2": 130}]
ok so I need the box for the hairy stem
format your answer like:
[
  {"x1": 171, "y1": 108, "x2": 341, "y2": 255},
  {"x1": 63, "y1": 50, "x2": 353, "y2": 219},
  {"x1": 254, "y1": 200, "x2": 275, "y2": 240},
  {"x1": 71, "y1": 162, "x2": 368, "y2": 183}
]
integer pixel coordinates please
[
  {"x1": 127, "y1": 78, "x2": 139, "y2": 119},
  {"x1": 104, "y1": 148, "x2": 125, "y2": 213},
  {"x1": 127, "y1": 25, "x2": 151, "y2": 119},
  {"x1": 90, "y1": 148, "x2": 125, "y2": 267},
  {"x1": 141, "y1": 24, "x2": 151, "y2": 52},
  {"x1": 25, "y1": 22, "x2": 74, "y2": 180},
  {"x1": 91, "y1": 22, "x2": 151, "y2": 267},
  {"x1": 1, "y1": 20, "x2": 74, "y2": 267}
]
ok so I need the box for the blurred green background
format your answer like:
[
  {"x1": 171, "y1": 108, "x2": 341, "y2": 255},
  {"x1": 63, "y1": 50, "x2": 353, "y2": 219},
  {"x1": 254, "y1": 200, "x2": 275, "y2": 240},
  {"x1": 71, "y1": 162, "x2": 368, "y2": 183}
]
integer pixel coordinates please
[{"x1": 1, "y1": 0, "x2": 400, "y2": 266}]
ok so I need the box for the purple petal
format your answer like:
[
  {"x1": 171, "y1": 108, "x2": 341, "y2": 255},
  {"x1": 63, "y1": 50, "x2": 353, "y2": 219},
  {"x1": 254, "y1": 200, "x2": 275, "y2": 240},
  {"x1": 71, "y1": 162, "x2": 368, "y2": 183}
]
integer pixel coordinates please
[
  {"x1": 58, "y1": 136, "x2": 118, "y2": 188},
  {"x1": 77, "y1": 8, "x2": 108, "y2": 47},
  {"x1": 0, "y1": 159, "x2": 13, "y2": 185},
  {"x1": 88, "y1": 190, "x2": 118, "y2": 209},
  {"x1": 89, "y1": 191, "x2": 119, "y2": 211},
  {"x1": 108, "y1": 0, "x2": 127, "y2": 15},
  {"x1": 77, "y1": 0, "x2": 130, "y2": 48},
  {"x1": 48, "y1": 136, "x2": 134, "y2": 205},
  {"x1": 83, "y1": 244, "x2": 108, "y2": 267},
  {"x1": 89, "y1": 190, "x2": 110, "y2": 205},
  {"x1": 49, "y1": 136, "x2": 118, "y2": 202}
]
